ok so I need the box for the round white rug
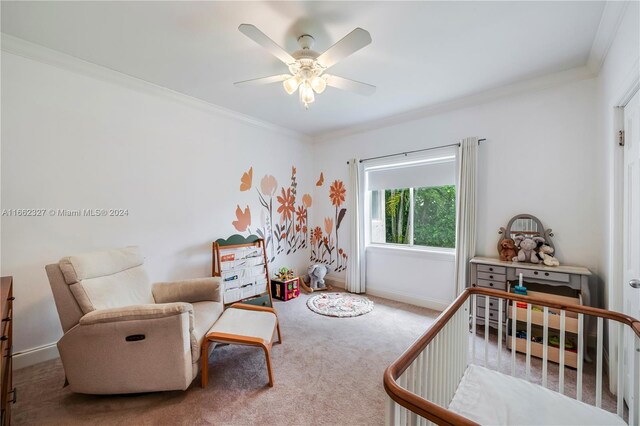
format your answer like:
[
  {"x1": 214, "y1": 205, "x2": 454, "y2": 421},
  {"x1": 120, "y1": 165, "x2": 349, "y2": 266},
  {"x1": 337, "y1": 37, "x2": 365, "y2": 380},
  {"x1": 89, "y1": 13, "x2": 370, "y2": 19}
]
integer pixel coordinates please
[{"x1": 306, "y1": 292, "x2": 374, "y2": 318}]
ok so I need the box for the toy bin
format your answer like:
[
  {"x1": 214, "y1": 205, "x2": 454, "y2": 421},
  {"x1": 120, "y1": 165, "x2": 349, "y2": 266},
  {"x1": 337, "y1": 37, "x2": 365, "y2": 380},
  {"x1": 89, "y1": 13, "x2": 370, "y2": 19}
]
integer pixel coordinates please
[{"x1": 271, "y1": 277, "x2": 300, "y2": 301}]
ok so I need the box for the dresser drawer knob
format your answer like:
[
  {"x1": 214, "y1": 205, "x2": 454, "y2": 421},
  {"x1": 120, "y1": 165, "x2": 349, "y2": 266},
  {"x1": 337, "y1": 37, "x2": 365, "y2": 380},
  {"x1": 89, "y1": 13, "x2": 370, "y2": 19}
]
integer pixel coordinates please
[
  {"x1": 489, "y1": 283, "x2": 494, "y2": 287},
  {"x1": 0, "y1": 336, "x2": 7, "y2": 341},
  {"x1": 7, "y1": 296, "x2": 15, "y2": 301},
  {"x1": 545, "y1": 272, "x2": 549, "y2": 276},
  {"x1": 534, "y1": 271, "x2": 539, "y2": 275},
  {"x1": 489, "y1": 275, "x2": 494, "y2": 279},
  {"x1": 489, "y1": 267, "x2": 494, "y2": 272}
]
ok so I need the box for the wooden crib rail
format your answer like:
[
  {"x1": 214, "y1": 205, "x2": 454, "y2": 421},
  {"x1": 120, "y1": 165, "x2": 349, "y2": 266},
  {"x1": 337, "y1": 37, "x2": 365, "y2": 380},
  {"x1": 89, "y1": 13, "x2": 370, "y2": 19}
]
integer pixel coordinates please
[{"x1": 383, "y1": 287, "x2": 640, "y2": 426}]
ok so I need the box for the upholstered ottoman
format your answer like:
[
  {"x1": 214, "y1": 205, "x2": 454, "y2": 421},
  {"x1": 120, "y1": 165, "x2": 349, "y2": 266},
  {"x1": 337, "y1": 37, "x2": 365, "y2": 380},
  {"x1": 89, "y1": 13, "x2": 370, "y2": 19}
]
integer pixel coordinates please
[{"x1": 201, "y1": 303, "x2": 282, "y2": 388}]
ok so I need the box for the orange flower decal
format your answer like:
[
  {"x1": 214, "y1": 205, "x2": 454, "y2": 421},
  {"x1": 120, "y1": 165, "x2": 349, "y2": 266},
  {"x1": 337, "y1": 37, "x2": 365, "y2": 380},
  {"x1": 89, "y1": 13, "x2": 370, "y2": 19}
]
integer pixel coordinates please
[
  {"x1": 260, "y1": 174, "x2": 278, "y2": 196},
  {"x1": 277, "y1": 187, "x2": 295, "y2": 222},
  {"x1": 316, "y1": 172, "x2": 324, "y2": 186},
  {"x1": 232, "y1": 205, "x2": 251, "y2": 232},
  {"x1": 312, "y1": 226, "x2": 323, "y2": 244},
  {"x1": 302, "y1": 193, "x2": 312, "y2": 208},
  {"x1": 324, "y1": 217, "x2": 334, "y2": 234},
  {"x1": 329, "y1": 180, "x2": 346, "y2": 207},
  {"x1": 240, "y1": 167, "x2": 253, "y2": 191},
  {"x1": 296, "y1": 206, "x2": 307, "y2": 226}
]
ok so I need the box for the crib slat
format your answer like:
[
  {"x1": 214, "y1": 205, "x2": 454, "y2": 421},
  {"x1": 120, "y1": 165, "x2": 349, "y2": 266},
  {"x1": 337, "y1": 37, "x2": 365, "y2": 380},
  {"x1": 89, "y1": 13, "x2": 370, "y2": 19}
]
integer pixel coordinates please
[
  {"x1": 559, "y1": 310, "x2": 566, "y2": 394},
  {"x1": 577, "y1": 313, "x2": 584, "y2": 402},
  {"x1": 511, "y1": 299, "x2": 517, "y2": 376},
  {"x1": 542, "y1": 307, "x2": 549, "y2": 388},
  {"x1": 399, "y1": 372, "x2": 407, "y2": 425},
  {"x1": 596, "y1": 317, "x2": 603, "y2": 408},
  {"x1": 632, "y1": 336, "x2": 640, "y2": 426},
  {"x1": 498, "y1": 298, "x2": 503, "y2": 371},
  {"x1": 385, "y1": 396, "x2": 396, "y2": 426},
  {"x1": 526, "y1": 303, "x2": 532, "y2": 380},
  {"x1": 484, "y1": 295, "x2": 490, "y2": 367},
  {"x1": 472, "y1": 294, "x2": 477, "y2": 363},
  {"x1": 617, "y1": 322, "x2": 624, "y2": 417}
]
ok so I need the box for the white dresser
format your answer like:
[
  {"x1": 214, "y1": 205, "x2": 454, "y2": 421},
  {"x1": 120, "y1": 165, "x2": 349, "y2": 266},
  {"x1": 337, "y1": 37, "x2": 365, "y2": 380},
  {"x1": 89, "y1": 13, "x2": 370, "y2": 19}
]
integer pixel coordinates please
[{"x1": 469, "y1": 256, "x2": 592, "y2": 326}]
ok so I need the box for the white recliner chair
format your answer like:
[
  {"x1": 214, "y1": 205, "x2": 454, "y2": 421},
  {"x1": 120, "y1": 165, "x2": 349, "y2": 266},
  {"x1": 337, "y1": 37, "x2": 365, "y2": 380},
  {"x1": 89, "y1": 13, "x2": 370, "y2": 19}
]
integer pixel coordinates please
[{"x1": 45, "y1": 246, "x2": 223, "y2": 394}]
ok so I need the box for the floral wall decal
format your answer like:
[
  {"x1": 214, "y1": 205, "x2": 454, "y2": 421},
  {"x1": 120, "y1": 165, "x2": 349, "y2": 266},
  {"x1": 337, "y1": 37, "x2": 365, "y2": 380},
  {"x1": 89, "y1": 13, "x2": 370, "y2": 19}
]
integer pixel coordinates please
[
  {"x1": 230, "y1": 166, "x2": 312, "y2": 264},
  {"x1": 316, "y1": 172, "x2": 324, "y2": 186},
  {"x1": 232, "y1": 205, "x2": 251, "y2": 232},
  {"x1": 240, "y1": 167, "x2": 253, "y2": 191},
  {"x1": 310, "y1": 176, "x2": 348, "y2": 272}
]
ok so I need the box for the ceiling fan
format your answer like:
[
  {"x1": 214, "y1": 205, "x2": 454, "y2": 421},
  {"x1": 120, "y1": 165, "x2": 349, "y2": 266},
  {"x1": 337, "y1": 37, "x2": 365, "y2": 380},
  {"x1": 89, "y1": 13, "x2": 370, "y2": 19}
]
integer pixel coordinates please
[{"x1": 234, "y1": 24, "x2": 376, "y2": 109}]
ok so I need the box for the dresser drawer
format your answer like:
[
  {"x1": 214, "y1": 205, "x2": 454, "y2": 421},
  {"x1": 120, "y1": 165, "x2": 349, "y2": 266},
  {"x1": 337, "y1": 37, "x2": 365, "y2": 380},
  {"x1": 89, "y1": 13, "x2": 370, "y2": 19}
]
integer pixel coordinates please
[
  {"x1": 476, "y1": 306, "x2": 505, "y2": 322},
  {"x1": 476, "y1": 279, "x2": 507, "y2": 291},
  {"x1": 477, "y1": 271, "x2": 506, "y2": 282},
  {"x1": 516, "y1": 268, "x2": 569, "y2": 283},
  {"x1": 477, "y1": 296, "x2": 505, "y2": 311},
  {"x1": 477, "y1": 264, "x2": 506, "y2": 275}
]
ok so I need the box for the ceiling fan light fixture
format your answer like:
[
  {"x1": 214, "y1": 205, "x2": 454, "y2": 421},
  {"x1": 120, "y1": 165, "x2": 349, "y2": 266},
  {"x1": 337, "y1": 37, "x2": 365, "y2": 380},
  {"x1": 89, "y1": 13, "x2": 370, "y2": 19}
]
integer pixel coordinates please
[
  {"x1": 283, "y1": 75, "x2": 301, "y2": 95},
  {"x1": 310, "y1": 75, "x2": 327, "y2": 94},
  {"x1": 299, "y1": 81, "x2": 315, "y2": 108}
]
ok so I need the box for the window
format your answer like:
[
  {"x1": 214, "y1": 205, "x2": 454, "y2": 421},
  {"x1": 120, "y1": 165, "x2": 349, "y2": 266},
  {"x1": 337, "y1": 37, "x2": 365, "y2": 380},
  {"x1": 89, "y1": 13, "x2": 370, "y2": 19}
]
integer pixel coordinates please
[{"x1": 366, "y1": 149, "x2": 457, "y2": 249}]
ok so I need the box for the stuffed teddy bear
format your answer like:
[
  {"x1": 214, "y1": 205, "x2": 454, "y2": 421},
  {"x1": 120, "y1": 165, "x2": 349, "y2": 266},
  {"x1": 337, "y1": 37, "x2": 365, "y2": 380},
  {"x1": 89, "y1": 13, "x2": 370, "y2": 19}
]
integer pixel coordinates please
[
  {"x1": 498, "y1": 238, "x2": 518, "y2": 262},
  {"x1": 305, "y1": 264, "x2": 328, "y2": 290},
  {"x1": 513, "y1": 235, "x2": 546, "y2": 263},
  {"x1": 538, "y1": 244, "x2": 560, "y2": 266}
]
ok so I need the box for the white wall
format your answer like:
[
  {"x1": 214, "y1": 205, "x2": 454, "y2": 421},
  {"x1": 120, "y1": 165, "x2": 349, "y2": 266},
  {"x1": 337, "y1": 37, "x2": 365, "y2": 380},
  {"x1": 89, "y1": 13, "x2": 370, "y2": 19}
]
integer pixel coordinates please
[
  {"x1": 1, "y1": 50, "x2": 312, "y2": 366},
  {"x1": 313, "y1": 77, "x2": 600, "y2": 309},
  {"x1": 594, "y1": 1, "x2": 639, "y2": 391}
]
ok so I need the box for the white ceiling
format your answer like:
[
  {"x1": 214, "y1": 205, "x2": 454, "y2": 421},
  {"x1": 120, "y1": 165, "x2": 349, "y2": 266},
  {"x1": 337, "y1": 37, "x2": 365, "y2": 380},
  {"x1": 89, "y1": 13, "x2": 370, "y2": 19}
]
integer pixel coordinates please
[{"x1": 1, "y1": 1, "x2": 606, "y2": 136}]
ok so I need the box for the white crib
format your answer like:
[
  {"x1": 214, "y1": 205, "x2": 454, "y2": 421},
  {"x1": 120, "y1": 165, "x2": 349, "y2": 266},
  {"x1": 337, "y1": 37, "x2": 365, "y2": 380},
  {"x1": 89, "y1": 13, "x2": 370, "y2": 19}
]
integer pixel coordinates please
[{"x1": 384, "y1": 287, "x2": 640, "y2": 426}]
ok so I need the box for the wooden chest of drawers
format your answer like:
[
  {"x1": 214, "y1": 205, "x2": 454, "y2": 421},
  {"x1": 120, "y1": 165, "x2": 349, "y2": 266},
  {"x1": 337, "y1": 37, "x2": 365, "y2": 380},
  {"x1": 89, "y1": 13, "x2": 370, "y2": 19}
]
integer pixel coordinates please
[{"x1": 1, "y1": 276, "x2": 14, "y2": 426}]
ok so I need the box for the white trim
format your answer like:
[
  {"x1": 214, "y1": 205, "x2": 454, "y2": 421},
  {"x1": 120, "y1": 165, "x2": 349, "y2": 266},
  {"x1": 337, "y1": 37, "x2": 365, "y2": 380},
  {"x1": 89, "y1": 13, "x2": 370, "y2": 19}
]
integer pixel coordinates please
[
  {"x1": 365, "y1": 287, "x2": 448, "y2": 312},
  {"x1": 0, "y1": 33, "x2": 311, "y2": 142},
  {"x1": 313, "y1": 66, "x2": 595, "y2": 142},
  {"x1": 587, "y1": 1, "x2": 631, "y2": 74},
  {"x1": 366, "y1": 244, "x2": 455, "y2": 262},
  {"x1": 12, "y1": 343, "x2": 59, "y2": 370}
]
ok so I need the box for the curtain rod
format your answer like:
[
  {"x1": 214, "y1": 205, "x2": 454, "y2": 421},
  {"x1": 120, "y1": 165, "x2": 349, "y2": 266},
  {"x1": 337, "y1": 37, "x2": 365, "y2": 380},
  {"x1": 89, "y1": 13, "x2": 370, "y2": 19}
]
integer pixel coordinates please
[{"x1": 346, "y1": 138, "x2": 486, "y2": 165}]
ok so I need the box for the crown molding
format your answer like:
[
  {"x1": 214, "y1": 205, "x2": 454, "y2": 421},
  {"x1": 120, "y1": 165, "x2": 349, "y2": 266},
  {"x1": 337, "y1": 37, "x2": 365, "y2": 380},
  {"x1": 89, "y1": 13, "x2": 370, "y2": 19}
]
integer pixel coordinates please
[
  {"x1": 1, "y1": 33, "x2": 311, "y2": 142},
  {"x1": 313, "y1": 65, "x2": 596, "y2": 143},
  {"x1": 587, "y1": 1, "x2": 630, "y2": 74}
]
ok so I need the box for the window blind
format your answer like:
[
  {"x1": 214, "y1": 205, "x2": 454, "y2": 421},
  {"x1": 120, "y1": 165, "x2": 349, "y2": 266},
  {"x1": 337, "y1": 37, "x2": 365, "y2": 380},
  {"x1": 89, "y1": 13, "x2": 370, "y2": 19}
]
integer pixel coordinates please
[{"x1": 366, "y1": 156, "x2": 456, "y2": 191}]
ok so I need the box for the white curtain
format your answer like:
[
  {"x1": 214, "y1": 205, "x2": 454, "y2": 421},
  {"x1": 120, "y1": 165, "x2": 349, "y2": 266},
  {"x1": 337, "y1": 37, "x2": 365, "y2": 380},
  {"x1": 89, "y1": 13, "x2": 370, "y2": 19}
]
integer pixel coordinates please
[
  {"x1": 454, "y1": 137, "x2": 479, "y2": 295},
  {"x1": 346, "y1": 159, "x2": 366, "y2": 293}
]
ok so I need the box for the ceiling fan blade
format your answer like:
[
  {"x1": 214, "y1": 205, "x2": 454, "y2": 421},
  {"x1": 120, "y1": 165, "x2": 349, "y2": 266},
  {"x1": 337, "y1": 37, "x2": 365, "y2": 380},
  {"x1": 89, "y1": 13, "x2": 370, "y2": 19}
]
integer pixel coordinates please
[
  {"x1": 234, "y1": 74, "x2": 291, "y2": 87},
  {"x1": 316, "y1": 28, "x2": 372, "y2": 69},
  {"x1": 325, "y1": 75, "x2": 376, "y2": 96},
  {"x1": 238, "y1": 24, "x2": 296, "y2": 65}
]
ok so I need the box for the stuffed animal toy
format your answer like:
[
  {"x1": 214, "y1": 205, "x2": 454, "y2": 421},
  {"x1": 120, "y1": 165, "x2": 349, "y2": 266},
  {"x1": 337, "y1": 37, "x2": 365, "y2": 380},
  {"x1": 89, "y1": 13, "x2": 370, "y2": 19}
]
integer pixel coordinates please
[
  {"x1": 498, "y1": 238, "x2": 518, "y2": 262},
  {"x1": 306, "y1": 264, "x2": 328, "y2": 290},
  {"x1": 513, "y1": 235, "x2": 546, "y2": 263},
  {"x1": 538, "y1": 244, "x2": 560, "y2": 266}
]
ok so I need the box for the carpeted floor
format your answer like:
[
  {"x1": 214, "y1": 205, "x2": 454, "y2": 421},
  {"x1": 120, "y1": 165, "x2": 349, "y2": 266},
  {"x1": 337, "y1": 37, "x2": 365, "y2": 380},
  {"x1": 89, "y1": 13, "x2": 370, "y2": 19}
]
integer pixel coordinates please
[
  {"x1": 12, "y1": 292, "x2": 624, "y2": 425},
  {"x1": 12, "y1": 292, "x2": 440, "y2": 425}
]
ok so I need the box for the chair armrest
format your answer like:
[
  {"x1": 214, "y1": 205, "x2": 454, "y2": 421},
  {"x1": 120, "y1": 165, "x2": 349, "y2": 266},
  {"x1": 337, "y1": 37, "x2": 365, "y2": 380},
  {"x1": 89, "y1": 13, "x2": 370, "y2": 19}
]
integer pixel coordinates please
[
  {"x1": 79, "y1": 302, "x2": 193, "y2": 326},
  {"x1": 152, "y1": 277, "x2": 222, "y2": 304},
  {"x1": 230, "y1": 302, "x2": 278, "y2": 318}
]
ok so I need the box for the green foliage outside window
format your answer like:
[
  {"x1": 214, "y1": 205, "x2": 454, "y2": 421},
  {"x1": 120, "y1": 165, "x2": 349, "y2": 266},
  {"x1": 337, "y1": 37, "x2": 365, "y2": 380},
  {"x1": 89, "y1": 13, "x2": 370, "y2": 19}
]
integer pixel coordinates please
[{"x1": 384, "y1": 186, "x2": 456, "y2": 248}]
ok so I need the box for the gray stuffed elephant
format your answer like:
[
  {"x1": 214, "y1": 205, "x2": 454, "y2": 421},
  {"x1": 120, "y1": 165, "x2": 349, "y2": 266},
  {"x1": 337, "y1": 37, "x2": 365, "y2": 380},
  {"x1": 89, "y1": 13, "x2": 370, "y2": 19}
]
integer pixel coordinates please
[{"x1": 307, "y1": 264, "x2": 328, "y2": 290}]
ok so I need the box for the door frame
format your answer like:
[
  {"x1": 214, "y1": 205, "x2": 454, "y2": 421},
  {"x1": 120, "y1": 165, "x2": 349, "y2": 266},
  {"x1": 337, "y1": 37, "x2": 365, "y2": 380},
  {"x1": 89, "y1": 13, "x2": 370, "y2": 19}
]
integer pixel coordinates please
[{"x1": 608, "y1": 72, "x2": 640, "y2": 394}]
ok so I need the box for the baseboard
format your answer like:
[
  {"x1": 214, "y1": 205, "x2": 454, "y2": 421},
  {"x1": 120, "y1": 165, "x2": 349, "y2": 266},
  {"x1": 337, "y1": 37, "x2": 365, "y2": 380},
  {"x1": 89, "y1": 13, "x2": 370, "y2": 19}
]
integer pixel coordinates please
[
  {"x1": 12, "y1": 343, "x2": 59, "y2": 370},
  {"x1": 365, "y1": 287, "x2": 449, "y2": 311},
  {"x1": 325, "y1": 275, "x2": 345, "y2": 289}
]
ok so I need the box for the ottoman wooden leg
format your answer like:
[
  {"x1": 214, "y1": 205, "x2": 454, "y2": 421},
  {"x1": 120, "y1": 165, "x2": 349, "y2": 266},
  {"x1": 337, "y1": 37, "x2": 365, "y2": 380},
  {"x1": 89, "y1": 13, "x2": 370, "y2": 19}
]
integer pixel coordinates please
[
  {"x1": 201, "y1": 339, "x2": 210, "y2": 388},
  {"x1": 262, "y1": 344, "x2": 274, "y2": 387}
]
